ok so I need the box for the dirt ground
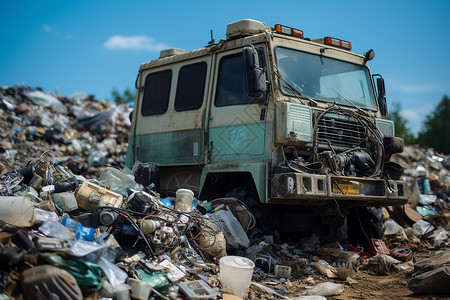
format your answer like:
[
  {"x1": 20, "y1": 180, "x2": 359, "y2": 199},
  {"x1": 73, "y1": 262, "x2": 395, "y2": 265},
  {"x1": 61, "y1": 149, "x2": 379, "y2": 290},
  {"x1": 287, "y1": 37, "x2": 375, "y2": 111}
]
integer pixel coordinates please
[{"x1": 250, "y1": 240, "x2": 449, "y2": 300}]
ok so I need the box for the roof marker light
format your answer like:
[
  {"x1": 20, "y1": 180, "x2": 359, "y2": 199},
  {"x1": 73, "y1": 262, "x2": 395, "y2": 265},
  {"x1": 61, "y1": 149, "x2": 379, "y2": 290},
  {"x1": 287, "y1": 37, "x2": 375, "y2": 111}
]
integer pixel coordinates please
[
  {"x1": 274, "y1": 24, "x2": 304, "y2": 39},
  {"x1": 323, "y1": 36, "x2": 352, "y2": 50}
]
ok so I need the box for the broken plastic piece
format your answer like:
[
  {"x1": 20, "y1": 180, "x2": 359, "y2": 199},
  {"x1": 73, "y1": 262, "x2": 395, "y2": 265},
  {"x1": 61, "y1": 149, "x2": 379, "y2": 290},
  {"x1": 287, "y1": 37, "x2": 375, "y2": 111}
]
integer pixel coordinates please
[{"x1": 179, "y1": 280, "x2": 217, "y2": 299}]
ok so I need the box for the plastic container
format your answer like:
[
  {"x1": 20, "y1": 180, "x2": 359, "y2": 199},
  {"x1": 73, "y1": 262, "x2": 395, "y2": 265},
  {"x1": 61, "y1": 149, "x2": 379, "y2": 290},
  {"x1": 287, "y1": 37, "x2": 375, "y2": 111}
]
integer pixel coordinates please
[
  {"x1": 213, "y1": 208, "x2": 249, "y2": 248},
  {"x1": 0, "y1": 196, "x2": 35, "y2": 227},
  {"x1": 127, "y1": 278, "x2": 151, "y2": 300},
  {"x1": 75, "y1": 181, "x2": 123, "y2": 210},
  {"x1": 179, "y1": 280, "x2": 216, "y2": 299},
  {"x1": 219, "y1": 256, "x2": 255, "y2": 298},
  {"x1": 274, "y1": 265, "x2": 292, "y2": 278},
  {"x1": 54, "y1": 192, "x2": 78, "y2": 212},
  {"x1": 175, "y1": 188, "x2": 194, "y2": 212},
  {"x1": 114, "y1": 283, "x2": 130, "y2": 300},
  {"x1": 97, "y1": 167, "x2": 143, "y2": 197}
]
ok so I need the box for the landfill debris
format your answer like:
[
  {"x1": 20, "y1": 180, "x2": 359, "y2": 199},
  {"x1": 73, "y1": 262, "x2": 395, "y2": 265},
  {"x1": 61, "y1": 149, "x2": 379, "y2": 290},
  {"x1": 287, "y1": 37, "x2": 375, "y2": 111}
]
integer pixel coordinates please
[
  {"x1": 0, "y1": 84, "x2": 449, "y2": 298},
  {"x1": 305, "y1": 282, "x2": 344, "y2": 296}
]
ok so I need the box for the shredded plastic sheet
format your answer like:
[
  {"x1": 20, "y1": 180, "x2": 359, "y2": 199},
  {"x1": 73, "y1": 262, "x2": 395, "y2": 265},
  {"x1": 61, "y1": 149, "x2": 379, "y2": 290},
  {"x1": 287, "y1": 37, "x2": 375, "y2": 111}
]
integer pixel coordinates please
[
  {"x1": 76, "y1": 108, "x2": 119, "y2": 133},
  {"x1": 23, "y1": 90, "x2": 67, "y2": 113},
  {"x1": 97, "y1": 257, "x2": 127, "y2": 286}
]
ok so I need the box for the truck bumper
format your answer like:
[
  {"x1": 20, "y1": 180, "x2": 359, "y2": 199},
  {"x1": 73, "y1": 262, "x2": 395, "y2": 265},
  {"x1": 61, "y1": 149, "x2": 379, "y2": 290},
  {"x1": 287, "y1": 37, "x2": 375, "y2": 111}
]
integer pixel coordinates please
[{"x1": 270, "y1": 172, "x2": 408, "y2": 207}]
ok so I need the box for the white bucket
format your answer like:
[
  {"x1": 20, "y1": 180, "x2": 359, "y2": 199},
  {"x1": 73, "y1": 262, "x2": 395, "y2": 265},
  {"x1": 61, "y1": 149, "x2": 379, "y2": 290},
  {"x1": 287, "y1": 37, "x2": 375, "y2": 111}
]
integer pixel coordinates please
[
  {"x1": 175, "y1": 188, "x2": 194, "y2": 212},
  {"x1": 0, "y1": 196, "x2": 35, "y2": 227},
  {"x1": 219, "y1": 256, "x2": 255, "y2": 298}
]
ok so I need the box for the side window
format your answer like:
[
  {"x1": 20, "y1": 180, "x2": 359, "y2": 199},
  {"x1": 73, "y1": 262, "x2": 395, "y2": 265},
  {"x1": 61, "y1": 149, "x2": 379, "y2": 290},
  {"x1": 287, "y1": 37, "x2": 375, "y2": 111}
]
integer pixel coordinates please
[
  {"x1": 215, "y1": 53, "x2": 255, "y2": 107},
  {"x1": 141, "y1": 70, "x2": 172, "y2": 116},
  {"x1": 175, "y1": 62, "x2": 207, "y2": 111}
]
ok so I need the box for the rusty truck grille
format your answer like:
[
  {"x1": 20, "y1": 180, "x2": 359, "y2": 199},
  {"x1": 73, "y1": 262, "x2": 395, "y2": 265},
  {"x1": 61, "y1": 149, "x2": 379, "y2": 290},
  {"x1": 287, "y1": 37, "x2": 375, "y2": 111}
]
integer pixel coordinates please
[{"x1": 317, "y1": 115, "x2": 366, "y2": 148}]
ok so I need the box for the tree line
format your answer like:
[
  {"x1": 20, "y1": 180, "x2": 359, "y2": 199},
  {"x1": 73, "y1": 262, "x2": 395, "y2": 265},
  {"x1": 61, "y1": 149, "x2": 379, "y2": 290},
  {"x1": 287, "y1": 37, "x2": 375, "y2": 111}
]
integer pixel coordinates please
[{"x1": 389, "y1": 95, "x2": 450, "y2": 154}]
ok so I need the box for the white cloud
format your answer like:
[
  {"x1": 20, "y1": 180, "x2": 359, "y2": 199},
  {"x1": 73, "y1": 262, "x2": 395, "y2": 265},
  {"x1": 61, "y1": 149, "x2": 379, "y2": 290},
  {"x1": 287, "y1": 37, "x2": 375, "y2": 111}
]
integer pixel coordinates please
[
  {"x1": 400, "y1": 105, "x2": 434, "y2": 134},
  {"x1": 401, "y1": 109, "x2": 421, "y2": 122},
  {"x1": 43, "y1": 25, "x2": 53, "y2": 32},
  {"x1": 103, "y1": 35, "x2": 168, "y2": 51}
]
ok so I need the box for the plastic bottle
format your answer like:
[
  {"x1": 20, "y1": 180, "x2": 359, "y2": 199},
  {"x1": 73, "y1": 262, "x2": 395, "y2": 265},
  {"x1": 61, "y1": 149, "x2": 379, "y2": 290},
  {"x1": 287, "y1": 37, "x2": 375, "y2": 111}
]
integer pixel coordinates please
[
  {"x1": 315, "y1": 260, "x2": 337, "y2": 278},
  {"x1": 97, "y1": 167, "x2": 143, "y2": 197},
  {"x1": 0, "y1": 196, "x2": 35, "y2": 227}
]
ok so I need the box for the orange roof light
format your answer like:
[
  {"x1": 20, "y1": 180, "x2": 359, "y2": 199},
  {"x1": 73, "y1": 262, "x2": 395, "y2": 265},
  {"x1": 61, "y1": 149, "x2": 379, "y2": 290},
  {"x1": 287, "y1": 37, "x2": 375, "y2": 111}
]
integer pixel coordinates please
[
  {"x1": 274, "y1": 24, "x2": 304, "y2": 39},
  {"x1": 323, "y1": 36, "x2": 352, "y2": 50}
]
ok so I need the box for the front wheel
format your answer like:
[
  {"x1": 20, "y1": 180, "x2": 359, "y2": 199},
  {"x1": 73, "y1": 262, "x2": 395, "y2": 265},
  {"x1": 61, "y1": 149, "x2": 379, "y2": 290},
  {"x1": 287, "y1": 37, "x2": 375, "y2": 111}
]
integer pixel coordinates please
[
  {"x1": 225, "y1": 186, "x2": 280, "y2": 235},
  {"x1": 347, "y1": 207, "x2": 385, "y2": 250}
]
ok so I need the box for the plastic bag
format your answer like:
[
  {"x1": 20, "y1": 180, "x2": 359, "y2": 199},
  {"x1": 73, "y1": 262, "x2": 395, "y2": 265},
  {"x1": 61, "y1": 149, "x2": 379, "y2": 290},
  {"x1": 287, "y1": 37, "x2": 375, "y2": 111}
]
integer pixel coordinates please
[
  {"x1": 97, "y1": 257, "x2": 127, "y2": 286},
  {"x1": 432, "y1": 229, "x2": 449, "y2": 246},
  {"x1": 66, "y1": 240, "x2": 104, "y2": 257},
  {"x1": 39, "y1": 220, "x2": 76, "y2": 240},
  {"x1": 368, "y1": 254, "x2": 401, "y2": 274},
  {"x1": 61, "y1": 216, "x2": 95, "y2": 242},
  {"x1": 412, "y1": 220, "x2": 435, "y2": 235},
  {"x1": 23, "y1": 90, "x2": 67, "y2": 113},
  {"x1": 211, "y1": 208, "x2": 249, "y2": 248},
  {"x1": 306, "y1": 282, "x2": 344, "y2": 296},
  {"x1": 419, "y1": 194, "x2": 437, "y2": 205},
  {"x1": 139, "y1": 270, "x2": 170, "y2": 295},
  {"x1": 384, "y1": 218, "x2": 404, "y2": 235},
  {"x1": 34, "y1": 208, "x2": 59, "y2": 223}
]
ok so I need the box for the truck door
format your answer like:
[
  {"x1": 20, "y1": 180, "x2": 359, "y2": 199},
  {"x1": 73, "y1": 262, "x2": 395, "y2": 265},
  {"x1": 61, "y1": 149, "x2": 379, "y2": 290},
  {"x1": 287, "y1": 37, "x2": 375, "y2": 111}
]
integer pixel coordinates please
[
  {"x1": 208, "y1": 48, "x2": 267, "y2": 163},
  {"x1": 132, "y1": 57, "x2": 212, "y2": 166}
]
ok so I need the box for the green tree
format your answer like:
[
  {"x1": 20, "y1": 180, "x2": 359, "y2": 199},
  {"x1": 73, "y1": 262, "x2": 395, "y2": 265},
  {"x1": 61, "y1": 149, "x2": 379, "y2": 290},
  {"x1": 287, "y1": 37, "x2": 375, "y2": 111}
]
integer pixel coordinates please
[
  {"x1": 388, "y1": 101, "x2": 416, "y2": 145},
  {"x1": 416, "y1": 95, "x2": 450, "y2": 154},
  {"x1": 111, "y1": 88, "x2": 135, "y2": 105}
]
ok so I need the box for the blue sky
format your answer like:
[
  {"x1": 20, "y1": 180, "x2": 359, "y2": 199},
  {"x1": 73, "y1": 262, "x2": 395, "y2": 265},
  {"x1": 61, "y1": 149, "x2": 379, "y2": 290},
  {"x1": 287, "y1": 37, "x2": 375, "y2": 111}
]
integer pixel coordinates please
[{"x1": 1, "y1": 0, "x2": 449, "y2": 135}]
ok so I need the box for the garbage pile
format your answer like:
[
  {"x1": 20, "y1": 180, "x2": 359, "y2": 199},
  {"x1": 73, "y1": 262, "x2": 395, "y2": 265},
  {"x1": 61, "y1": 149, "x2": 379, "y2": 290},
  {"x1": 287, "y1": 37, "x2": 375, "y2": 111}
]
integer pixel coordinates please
[
  {"x1": 0, "y1": 84, "x2": 131, "y2": 177},
  {"x1": 0, "y1": 83, "x2": 449, "y2": 299},
  {"x1": 383, "y1": 145, "x2": 450, "y2": 294}
]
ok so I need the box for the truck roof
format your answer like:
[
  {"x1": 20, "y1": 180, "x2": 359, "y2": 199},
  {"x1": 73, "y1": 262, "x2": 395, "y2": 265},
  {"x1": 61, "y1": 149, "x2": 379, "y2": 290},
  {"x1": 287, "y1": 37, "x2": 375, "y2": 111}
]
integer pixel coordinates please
[{"x1": 139, "y1": 19, "x2": 367, "y2": 71}]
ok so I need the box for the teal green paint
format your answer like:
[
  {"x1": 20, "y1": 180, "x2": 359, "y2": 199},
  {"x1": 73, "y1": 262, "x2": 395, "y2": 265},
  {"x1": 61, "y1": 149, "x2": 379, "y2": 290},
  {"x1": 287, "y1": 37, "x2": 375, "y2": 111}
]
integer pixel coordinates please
[
  {"x1": 200, "y1": 162, "x2": 267, "y2": 202},
  {"x1": 132, "y1": 129, "x2": 204, "y2": 166},
  {"x1": 209, "y1": 123, "x2": 266, "y2": 162}
]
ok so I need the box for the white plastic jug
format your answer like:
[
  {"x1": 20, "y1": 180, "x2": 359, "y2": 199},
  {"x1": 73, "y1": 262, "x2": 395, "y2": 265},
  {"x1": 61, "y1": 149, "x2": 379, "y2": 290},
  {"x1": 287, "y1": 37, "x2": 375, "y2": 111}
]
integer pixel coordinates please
[
  {"x1": 175, "y1": 188, "x2": 194, "y2": 212},
  {"x1": 0, "y1": 196, "x2": 35, "y2": 227},
  {"x1": 219, "y1": 256, "x2": 255, "y2": 298}
]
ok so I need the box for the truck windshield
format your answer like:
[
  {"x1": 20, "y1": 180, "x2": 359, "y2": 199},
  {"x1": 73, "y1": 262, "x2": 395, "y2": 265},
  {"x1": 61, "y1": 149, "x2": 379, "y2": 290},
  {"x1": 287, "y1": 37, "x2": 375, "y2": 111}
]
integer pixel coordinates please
[{"x1": 275, "y1": 47, "x2": 377, "y2": 110}]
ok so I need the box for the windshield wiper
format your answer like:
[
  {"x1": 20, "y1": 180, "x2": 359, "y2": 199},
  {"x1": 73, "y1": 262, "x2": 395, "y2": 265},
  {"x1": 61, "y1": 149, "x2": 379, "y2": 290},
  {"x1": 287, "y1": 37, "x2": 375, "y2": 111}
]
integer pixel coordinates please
[
  {"x1": 331, "y1": 88, "x2": 368, "y2": 115},
  {"x1": 274, "y1": 66, "x2": 319, "y2": 106}
]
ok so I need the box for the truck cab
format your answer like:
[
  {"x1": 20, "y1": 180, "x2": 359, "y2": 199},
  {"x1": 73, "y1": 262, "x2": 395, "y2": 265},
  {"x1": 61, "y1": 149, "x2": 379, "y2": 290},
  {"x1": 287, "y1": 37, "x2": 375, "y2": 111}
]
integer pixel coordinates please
[{"x1": 126, "y1": 19, "x2": 407, "y2": 240}]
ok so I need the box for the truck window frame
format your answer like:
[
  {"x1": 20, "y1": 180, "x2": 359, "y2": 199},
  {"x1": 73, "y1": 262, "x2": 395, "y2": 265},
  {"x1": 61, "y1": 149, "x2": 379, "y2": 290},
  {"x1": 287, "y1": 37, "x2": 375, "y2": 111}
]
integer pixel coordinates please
[
  {"x1": 174, "y1": 62, "x2": 207, "y2": 111},
  {"x1": 214, "y1": 53, "x2": 259, "y2": 107},
  {"x1": 141, "y1": 69, "x2": 172, "y2": 116}
]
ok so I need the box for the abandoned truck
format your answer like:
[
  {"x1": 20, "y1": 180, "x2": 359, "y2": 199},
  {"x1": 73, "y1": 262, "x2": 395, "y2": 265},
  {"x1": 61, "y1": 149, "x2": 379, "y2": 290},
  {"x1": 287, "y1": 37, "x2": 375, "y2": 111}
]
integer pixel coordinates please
[{"x1": 125, "y1": 19, "x2": 408, "y2": 244}]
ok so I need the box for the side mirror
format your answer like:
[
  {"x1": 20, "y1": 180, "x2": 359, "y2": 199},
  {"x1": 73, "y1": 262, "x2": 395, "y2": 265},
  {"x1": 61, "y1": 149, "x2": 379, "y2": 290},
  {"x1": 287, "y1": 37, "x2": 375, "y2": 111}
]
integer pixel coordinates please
[
  {"x1": 373, "y1": 74, "x2": 387, "y2": 117},
  {"x1": 243, "y1": 45, "x2": 267, "y2": 99}
]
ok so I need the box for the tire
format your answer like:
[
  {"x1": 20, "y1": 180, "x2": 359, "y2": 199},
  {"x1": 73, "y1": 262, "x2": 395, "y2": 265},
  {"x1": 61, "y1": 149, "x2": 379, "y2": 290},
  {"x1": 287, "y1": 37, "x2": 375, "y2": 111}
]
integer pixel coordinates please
[
  {"x1": 226, "y1": 186, "x2": 279, "y2": 234},
  {"x1": 347, "y1": 207, "x2": 386, "y2": 250}
]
